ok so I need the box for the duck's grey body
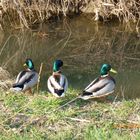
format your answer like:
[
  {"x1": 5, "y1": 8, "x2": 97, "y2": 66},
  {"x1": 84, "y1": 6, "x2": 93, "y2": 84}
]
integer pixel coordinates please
[
  {"x1": 81, "y1": 75, "x2": 116, "y2": 100},
  {"x1": 12, "y1": 69, "x2": 38, "y2": 92}
]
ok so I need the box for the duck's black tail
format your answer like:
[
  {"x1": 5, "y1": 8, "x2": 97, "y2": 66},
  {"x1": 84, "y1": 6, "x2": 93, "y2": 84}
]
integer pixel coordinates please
[{"x1": 13, "y1": 83, "x2": 24, "y2": 89}]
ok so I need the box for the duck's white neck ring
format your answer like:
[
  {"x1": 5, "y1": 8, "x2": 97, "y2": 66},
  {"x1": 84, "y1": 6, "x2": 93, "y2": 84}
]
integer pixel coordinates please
[{"x1": 101, "y1": 74, "x2": 109, "y2": 78}]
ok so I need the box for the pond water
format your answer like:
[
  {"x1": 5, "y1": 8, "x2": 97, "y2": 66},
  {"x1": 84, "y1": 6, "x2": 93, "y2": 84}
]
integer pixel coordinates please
[{"x1": 0, "y1": 16, "x2": 140, "y2": 99}]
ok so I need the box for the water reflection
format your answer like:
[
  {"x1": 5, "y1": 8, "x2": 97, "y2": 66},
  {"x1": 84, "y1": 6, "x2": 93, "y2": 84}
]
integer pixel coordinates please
[{"x1": 0, "y1": 16, "x2": 140, "y2": 99}]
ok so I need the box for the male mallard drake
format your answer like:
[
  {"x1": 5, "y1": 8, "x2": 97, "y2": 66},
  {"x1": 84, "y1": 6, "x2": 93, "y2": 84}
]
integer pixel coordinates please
[
  {"x1": 80, "y1": 64, "x2": 117, "y2": 100},
  {"x1": 47, "y1": 60, "x2": 68, "y2": 97},
  {"x1": 11, "y1": 59, "x2": 38, "y2": 93}
]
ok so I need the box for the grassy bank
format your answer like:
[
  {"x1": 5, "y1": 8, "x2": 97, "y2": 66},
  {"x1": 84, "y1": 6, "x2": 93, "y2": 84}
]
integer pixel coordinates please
[
  {"x1": 0, "y1": 88, "x2": 140, "y2": 139},
  {"x1": 0, "y1": 0, "x2": 139, "y2": 29}
]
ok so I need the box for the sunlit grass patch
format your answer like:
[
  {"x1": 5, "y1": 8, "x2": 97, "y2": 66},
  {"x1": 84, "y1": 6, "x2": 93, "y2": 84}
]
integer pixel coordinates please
[
  {"x1": 0, "y1": 89, "x2": 140, "y2": 139},
  {"x1": 4, "y1": 93, "x2": 28, "y2": 112}
]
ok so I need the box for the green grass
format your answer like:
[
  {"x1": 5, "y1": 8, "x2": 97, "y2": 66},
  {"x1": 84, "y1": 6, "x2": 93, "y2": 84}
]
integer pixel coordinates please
[{"x1": 0, "y1": 89, "x2": 140, "y2": 140}]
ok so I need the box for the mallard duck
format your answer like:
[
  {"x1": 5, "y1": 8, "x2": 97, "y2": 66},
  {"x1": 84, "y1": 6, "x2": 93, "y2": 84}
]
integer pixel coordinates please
[
  {"x1": 11, "y1": 59, "x2": 38, "y2": 93},
  {"x1": 79, "y1": 64, "x2": 117, "y2": 100},
  {"x1": 47, "y1": 60, "x2": 68, "y2": 97}
]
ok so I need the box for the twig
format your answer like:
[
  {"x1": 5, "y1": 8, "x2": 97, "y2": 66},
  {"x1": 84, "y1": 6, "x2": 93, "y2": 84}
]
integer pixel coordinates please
[
  {"x1": 37, "y1": 63, "x2": 43, "y2": 94},
  {"x1": 65, "y1": 117, "x2": 90, "y2": 123},
  {"x1": 120, "y1": 86, "x2": 125, "y2": 100},
  {"x1": 113, "y1": 92, "x2": 119, "y2": 103},
  {"x1": 124, "y1": 56, "x2": 140, "y2": 61}
]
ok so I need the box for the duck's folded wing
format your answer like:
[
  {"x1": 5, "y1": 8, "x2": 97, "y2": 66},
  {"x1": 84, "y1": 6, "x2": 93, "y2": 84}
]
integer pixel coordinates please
[
  {"x1": 60, "y1": 75, "x2": 68, "y2": 92},
  {"x1": 48, "y1": 76, "x2": 62, "y2": 91},
  {"x1": 14, "y1": 72, "x2": 35, "y2": 87},
  {"x1": 64, "y1": 77, "x2": 68, "y2": 91},
  {"x1": 80, "y1": 81, "x2": 115, "y2": 100},
  {"x1": 12, "y1": 71, "x2": 29, "y2": 90},
  {"x1": 92, "y1": 81, "x2": 115, "y2": 97},
  {"x1": 47, "y1": 77, "x2": 55, "y2": 94},
  {"x1": 15, "y1": 71, "x2": 27, "y2": 83},
  {"x1": 23, "y1": 73, "x2": 38, "y2": 91}
]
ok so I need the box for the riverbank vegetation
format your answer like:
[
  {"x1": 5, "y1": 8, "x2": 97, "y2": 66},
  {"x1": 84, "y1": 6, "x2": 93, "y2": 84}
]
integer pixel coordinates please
[
  {"x1": 0, "y1": 0, "x2": 139, "y2": 29},
  {"x1": 0, "y1": 89, "x2": 140, "y2": 139}
]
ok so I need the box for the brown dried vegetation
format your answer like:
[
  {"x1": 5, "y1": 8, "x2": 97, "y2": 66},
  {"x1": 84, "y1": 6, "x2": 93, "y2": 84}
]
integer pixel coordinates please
[{"x1": 0, "y1": 0, "x2": 139, "y2": 28}]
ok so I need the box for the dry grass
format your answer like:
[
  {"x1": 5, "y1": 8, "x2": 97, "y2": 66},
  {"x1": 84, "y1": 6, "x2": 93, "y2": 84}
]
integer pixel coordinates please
[
  {"x1": 83, "y1": 0, "x2": 140, "y2": 22},
  {"x1": 0, "y1": 0, "x2": 139, "y2": 29},
  {"x1": 0, "y1": 67, "x2": 13, "y2": 90}
]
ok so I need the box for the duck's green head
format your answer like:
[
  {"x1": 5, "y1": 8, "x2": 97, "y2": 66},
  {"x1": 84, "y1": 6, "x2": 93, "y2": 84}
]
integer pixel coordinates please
[
  {"x1": 100, "y1": 64, "x2": 117, "y2": 76},
  {"x1": 24, "y1": 59, "x2": 34, "y2": 70},
  {"x1": 53, "y1": 60, "x2": 63, "y2": 72}
]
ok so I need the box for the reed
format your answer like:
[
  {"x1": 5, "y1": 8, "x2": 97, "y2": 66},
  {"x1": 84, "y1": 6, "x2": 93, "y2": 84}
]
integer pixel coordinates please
[{"x1": 0, "y1": 0, "x2": 139, "y2": 29}]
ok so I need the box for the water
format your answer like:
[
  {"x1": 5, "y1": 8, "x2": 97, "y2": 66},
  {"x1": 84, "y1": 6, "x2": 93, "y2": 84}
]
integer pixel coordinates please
[{"x1": 0, "y1": 16, "x2": 140, "y2": 99}]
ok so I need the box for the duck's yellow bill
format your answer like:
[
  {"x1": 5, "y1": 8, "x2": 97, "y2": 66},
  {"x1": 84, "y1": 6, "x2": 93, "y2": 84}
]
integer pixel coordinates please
[
  {"x1": 23, "y1": 63, "x2": 27, "y2": 67},
  {"x1": 110, "y1": 68, "x2": 117, "y2": 74}
]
